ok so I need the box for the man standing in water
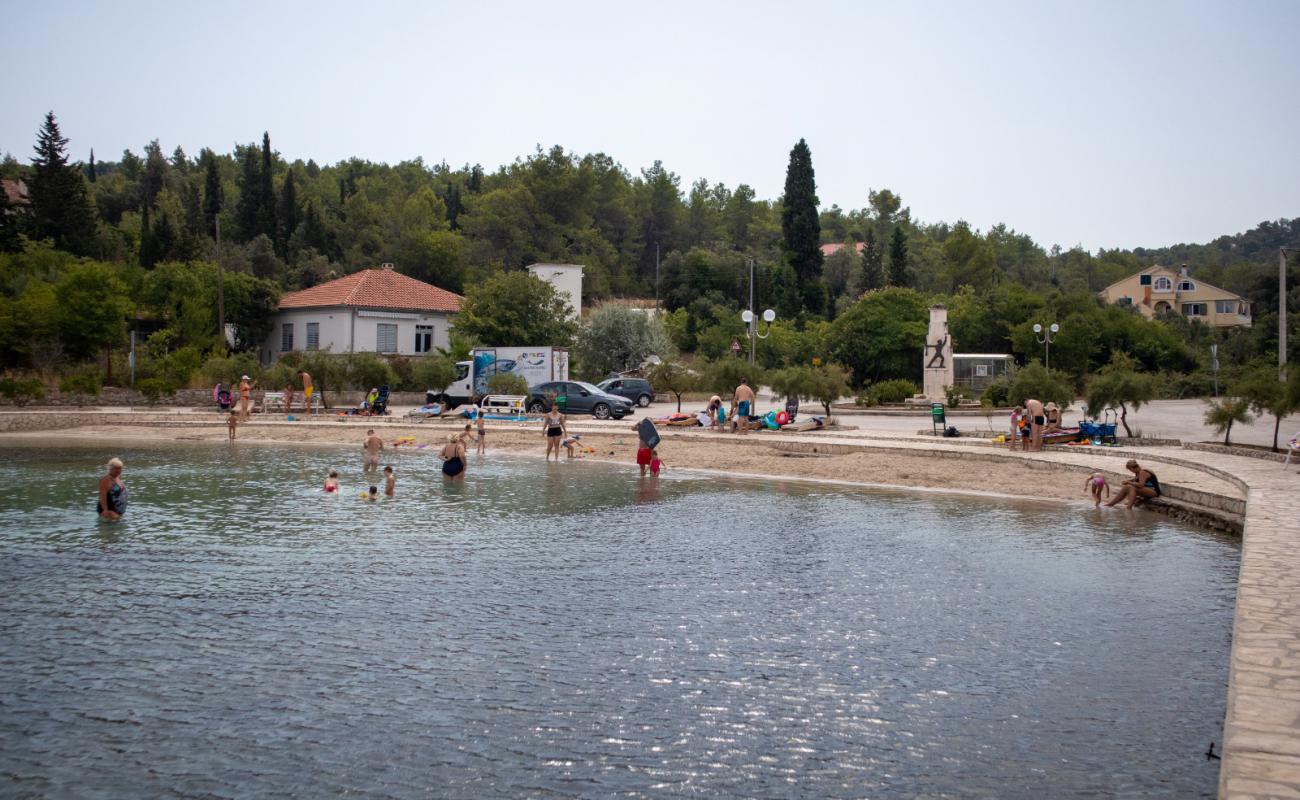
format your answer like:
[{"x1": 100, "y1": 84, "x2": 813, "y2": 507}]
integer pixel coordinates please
[
  {"x1": 1024, "y1": 397, "x2": 1045, "y2": 452},
  {"x1": 732, "y1": 377, "x2": 756, "y2": 434},
  {"x1": 363, "y1": 429, "x2": 383, "y2": 473}
]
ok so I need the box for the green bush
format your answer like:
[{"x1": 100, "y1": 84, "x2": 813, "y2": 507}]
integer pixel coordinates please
[
  {"x1": 0, "y1": 378, "x2": 47, "y2": 406},
  {"x1": 136, "y1": 377, "x2": 178, "y2": 405},
  {"x1": 1157, "y1": 370, "x2": 1216, "y2": 399},
  {"x1": 163, "y1": 346, "x2": 204, "y2": 387},
  {"x1": 486, "y1": 372, "x2": 528, "y2": 396},
  {"x1": 697, "y1": 358, "x2": 765, "y2": 398},
  {"x1": 857, "y1": 378, "x2": 918, "y2": 406},
  {"x1": 341, "y1": 353, "x2": 397, "y2": 392},
  {"x1": 59, "y1": 373, "x2": 102, "y2": 399},
  {"x1": 198, "y1": 352, "x2": 260, "y2": 389},
  {"x1": 1005, "y1": 361, "x2": 1073, "y2": 409},
  {"x1": 981, "y1": 375, "x2": 1012, "y2": 408},
  {"x1": 945, "y1": 385, "x2": 970, "y2": 408},
  {"x1": 412, "y1": 354, "x2": 458, "y2": 395}
]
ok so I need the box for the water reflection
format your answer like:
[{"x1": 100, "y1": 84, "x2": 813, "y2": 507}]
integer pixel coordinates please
[{"x1": 0, "y1": 441, "x2": 1237, "y2": 798}]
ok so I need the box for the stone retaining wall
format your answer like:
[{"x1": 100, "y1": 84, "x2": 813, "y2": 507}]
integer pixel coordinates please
[
  {"x1": 1185, "y1": 442, "x2": 1293, "y2": 464},
  {"x1": 0, "y1": 388, "x2": 435, "y2": 410}
]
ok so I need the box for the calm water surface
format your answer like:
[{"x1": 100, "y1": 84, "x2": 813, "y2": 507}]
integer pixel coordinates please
[{"x1": 0, "y1": 442, "x2": 1238, "y2": 798}]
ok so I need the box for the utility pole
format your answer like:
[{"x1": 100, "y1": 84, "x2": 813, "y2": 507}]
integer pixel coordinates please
[
  {"x1": 655, "y1": 242, "x2": 660, "y2": 311},
  {"x1": 216, "y1": 216, "x2": 225, "y2": 349},
  {"x1": 747, "y1": 257, "x2": 755, "y2": 366},
  {"x1": 1281, "y1": 248, "x2": 1290, "y2": 380}
]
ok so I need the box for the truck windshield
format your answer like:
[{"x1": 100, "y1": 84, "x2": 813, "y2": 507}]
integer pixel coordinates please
[{"x1": 456, "y1": 364, "x2": 469, "y2": 380}]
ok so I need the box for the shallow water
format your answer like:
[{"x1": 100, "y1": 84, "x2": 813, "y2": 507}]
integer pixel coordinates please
[{"x1": 0, "y1": 442, "x2": 1238, "y2": 798}]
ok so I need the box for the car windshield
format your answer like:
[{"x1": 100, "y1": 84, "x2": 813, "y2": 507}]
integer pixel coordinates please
[
  {"x1": 574, "y1": 382, "x2": 605, "y2": 395},
  {"x1": 596, "y1": 380, "x2": 614, "y2": 390}
]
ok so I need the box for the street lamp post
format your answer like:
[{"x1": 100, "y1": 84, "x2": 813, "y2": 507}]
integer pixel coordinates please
[
  {"x1": 741, "y1": 308, "x2": 776, "y2": 366},
  {"x1": 1033, "y1": 322, "x2": 1060, "y2": 370}
]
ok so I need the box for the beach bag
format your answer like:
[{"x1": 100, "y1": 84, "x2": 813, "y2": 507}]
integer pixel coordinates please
[{"x1": 943, "y1": 426, "x2": 959, "y2": 438}]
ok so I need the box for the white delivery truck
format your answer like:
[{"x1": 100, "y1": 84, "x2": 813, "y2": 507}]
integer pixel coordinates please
[{"x1": 431, "y1": 347, "x2": 570, "y2": 409}]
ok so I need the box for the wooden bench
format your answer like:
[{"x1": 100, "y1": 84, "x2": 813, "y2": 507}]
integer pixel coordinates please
[{"x1": 260, "y1": 391, "x2": 323, "y2": 414}]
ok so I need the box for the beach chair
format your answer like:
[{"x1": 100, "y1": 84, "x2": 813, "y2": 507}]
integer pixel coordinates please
[
  {"x1": 371, "y1": 385, "x2": 391, "y2": 415},
  {"x1": 1285, "y1": 433, "x2": 1299, "y2": 469},
  {"x1": 260, "y1": 391, "x2": 286, "y2": 413}
]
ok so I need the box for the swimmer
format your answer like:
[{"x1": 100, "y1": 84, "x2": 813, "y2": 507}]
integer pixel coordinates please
[
  {"x1": 324, "y1": 471, "x2": 339, "y2": 493},
  {"x1": 383, "y1": 465, "x2": 395, "y2": 497},
  {"x1": 460, "y1": 423, "x2": 476, "y2": 446},
  {"x1": 363, "y1": 428, "x2": 383, "y2": 472},
  {"x1": 1085, "y1": 472, "x2": 1110, "y2": 507},
  {"x1": 543, "y1": 406, "x2": 566, "y2": 462},
  {"x1": 227, "y1": 410, "x2": 238, "y2": 441},
  {"x1": 440, "y1": 433, "x2": 467, "y2": 480},
  {"x1": 650, "y1": 449, "x2": 664, "y2": 476},
  {"x1": 366, "y1": 485, "x2": 379, "y2": 501},
  {"x1": 97, "y1": 457, "x2": 128, "y2": 521}
]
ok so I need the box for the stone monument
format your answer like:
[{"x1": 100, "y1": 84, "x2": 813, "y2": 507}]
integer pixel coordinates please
[{"x1": 923, "y1": 304, "x2": 954, "y2": 401}]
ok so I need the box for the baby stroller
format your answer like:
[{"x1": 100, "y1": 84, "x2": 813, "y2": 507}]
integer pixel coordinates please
[
  {"x1": 370, "y1": 385, "x2": 391, "y2": 416},
  {"x1": 214, "y1": 383, "x2": 233, "y2": 412}
]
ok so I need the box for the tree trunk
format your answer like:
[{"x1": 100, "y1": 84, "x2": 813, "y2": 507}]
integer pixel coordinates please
[
  {"x1": 1119, "y1": 403, "x2": 1133, "y2": 437},
  {"x1": 1273, "y1": 414, "x2": 1282, "y2": 452},
  {"x1": 1225, "y1": 420, "x2": 1233, "y2": 446},
  {"x1": 675, "y1": 392, "x2": 682, "y2": 412}
]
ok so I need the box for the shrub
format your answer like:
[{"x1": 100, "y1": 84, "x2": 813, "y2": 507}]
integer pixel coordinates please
[
  {"x1": 59, "y1": 373, "x2": 102, "y2": 400},
  {"x1": 1157, "y1": 370, "x2": 1216, "y2": 399},
  {"x1": 697, "y1": 358, "x2": 765, "y2": 398},
  {"x1": 1204, "y1": 396, "x2": 1252, "y2": 445},
  {"x1": 411, "y1": 354, "x2": 459, "y2": 395},
  {"x1": 163, "y1": 346, "x2": 204, "y2": 387},
  {"x1": 0, "y1": 378, "x2": 47, "y2": 406},
  {"x1": 945, "y1": 385, "x2": 970, "y2": 408},
  {"x1": 858, "y1": 379, "x2": 918, "y2": 406},
  {"x1": 340, "y1": 353, "x2": 397, "y2": 391},
  {"x1": 768, "y1": 363, "x2": 853, "y2": 416},
  {"x1": 136, "y1": 377, "x2": 178, "y2": 406},
  {"x1": 486, "y1": 372, "x2": 528, "y2": 396},
  {"x1": 1005, "y1": 361, "x2": 1072, "y2": 409},
  {"x1": 981, "y1": 374, "x2": 1013, "y2": 408},
  {"x1": 198, "y1": 352, "x2": 260, "y2": 389}
]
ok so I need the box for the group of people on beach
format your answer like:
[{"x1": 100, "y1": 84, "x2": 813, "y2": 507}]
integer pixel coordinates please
[
  {"x1": 700, "y1": 377, "x2": 763, "y2": 434},
  {"x1": 1008, "y1": 398, "x2": 1063, "y2": 452}
]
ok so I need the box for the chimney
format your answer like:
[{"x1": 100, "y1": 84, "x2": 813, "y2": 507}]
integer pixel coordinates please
[
  {"x1": 1179, "y1": 264, "x2": 1188, "y2": 277},
  {"x1": 381, "y1": 262, "x2": 395, "y2": 271}
]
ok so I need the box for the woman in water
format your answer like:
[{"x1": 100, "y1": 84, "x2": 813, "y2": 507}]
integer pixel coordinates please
[
  {"x1": 440, "y1": 434, "x2": 467, "y2": 480},
  {"x1": 542, "y1": 404, "x2": 567, "y2": 462},
  {"x1": 324, "y1": 471, "x2": 339, "y2": 493},
  {"x1": 97, "y1": 457, "x2": 128, "y2": 521},
  {"x1": 1105, "y1": 460, "x2": 1161, "y2": 509}
]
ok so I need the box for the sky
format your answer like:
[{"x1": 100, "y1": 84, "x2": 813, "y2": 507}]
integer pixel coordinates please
[{"x1": 2, "y1": 0, "x2": 1298, "y2": 252}]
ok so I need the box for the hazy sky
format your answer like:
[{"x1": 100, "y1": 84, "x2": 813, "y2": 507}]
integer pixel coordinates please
[{"x1": 3, "y1": 0, "x2": 1297, "y2": 252}]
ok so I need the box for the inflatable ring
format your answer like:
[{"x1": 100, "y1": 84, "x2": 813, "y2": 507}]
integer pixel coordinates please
[{"x1": 776, "y1": 411, "x2": 790, "y2": 425}]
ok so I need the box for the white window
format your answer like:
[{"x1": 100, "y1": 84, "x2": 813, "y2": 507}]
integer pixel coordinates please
[
  {"x1": 975, "y1": 364, "x2": 989, "y2": 377},
  {"x1": 306, "y1": 322, "x2": 320, "y2": 350},
  {"x1": 280, "y1": 323, "x2": 294, "y2": 352},
  {"x1": 1177, "y1": 280, "x2": 1195, "y2": 291},
  {"x1": 1182, "y1": 303, "x2": 1207, "y2": 316},
  {"x1": 415, "y1": 324, "x2": 433, "y2": 354},
  {"x1": 1154, "y1": 276, "x2": 1172, "y2": 291},
  {"x1": 1215, "y1": 300, "x2": 1235, "y2": 314},
  {"x1": 376, "y1": 323, "x2": 398, "y2": 353}
]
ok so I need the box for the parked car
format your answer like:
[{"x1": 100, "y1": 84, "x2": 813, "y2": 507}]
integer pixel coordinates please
[
  {"x1": 527, "y1": 381, "x2": 635, "y2": 420},
  {"x1": 597, "y1": 377, "x2": 656, "y2": 408}
]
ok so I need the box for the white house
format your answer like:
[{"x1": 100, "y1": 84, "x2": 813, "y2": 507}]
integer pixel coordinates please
[
  {"x1": 261, "y1": 264, "x2": 462, "y2": 363},
  {"x1": 526, "y1": 263, "x2": 584, "y2": 320}
]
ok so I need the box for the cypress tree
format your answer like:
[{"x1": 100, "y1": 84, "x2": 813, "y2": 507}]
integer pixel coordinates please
[
  {"x1": 888, "y1": 225, "x2": 911, "y2": 287},
  {"x1": 28, "y1": 111, "x2": 99, "y2": 256},
  {"x1": 236, "y1": 144, "x2": 260, "y2": 240},
  {"x1": 202, "y1": 148, "x2": 223, "y2": 237},
  {"x1": 139, "y1": 200, "x2": 156, "y2": 267},
  {"x1": 142, "y1": 140, "x2": 168, "y2": 208},
  {"x1": 302, "y1": 199, "x2": 331, "y2": 256},
  {"x1": 861, "y1": 228, "x2": 884, "y2": 292},
  {"x1": 87, "y1": 149, "x2": 96, "y2": 183},
  {"x1": 467, "y1": 164, "x2": 484, "y2": 193},
  {"x1": 277, "y1": 167, "x2": 299, "y2": 258},
  {"x1": 445, "y1": 181, "x2": 463, "y2": 229},
  {"x1": 257, "y1": 132, "x2": 277, "y2": 239},
  {"x1": 780, "y1": 138, "x2": 823, "y2": 313}
]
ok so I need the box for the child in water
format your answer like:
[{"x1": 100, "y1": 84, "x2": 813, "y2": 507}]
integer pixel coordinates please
[
  {"x1": 227, "y1": 411, "x2": 239, "y2": 441},
  {"x1": 562, "y1": 433, "x2": 582, "y2": 458},
  {"x1": 366, "y1": 485, "x2": 379, "y2": 501},
  {"x1": 650, "y1": 449, "x2": 664, "y2": 476},
  {"x1": 1085, "y1": 472, "x2": 1111, "y2": 507},
  {"x1": 324, "y1": 471, "x2": 339, "y2": 493},
  {"x1": 383, "y1": 466, "x2": 395, "y2": 497}
]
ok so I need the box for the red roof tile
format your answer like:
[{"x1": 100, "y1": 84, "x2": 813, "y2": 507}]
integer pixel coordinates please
[
  {"x1": 279, "y1": 267, "x2": 462, "y2": 313},
  {"x1": 1, "y1": 179, "x2": 29, "y2": 206},
  {"x1": 820, "y1": 242, "x2": 867, "y2": 257}
]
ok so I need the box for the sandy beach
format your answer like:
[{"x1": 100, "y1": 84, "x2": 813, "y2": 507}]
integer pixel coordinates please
[{"x1": 3, "y1": 419, "x2": 1130, "y2": 505}]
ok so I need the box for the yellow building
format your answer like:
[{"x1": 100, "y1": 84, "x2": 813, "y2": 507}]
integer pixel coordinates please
[{"x1": 1098, "y1": 265, "x2": 1251, "y2": 328}]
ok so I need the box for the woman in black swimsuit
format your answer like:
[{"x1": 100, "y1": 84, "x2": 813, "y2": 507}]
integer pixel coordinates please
[
  {"x1": 440, "y1": 434, "x2": 467, "y2": 480},
  {"x1": 97, "y1": 457, "x2": 128, "y2": 521},
  {"x1": 1106, "y1": 459, "x2": 1161, "y2": 509},
  {"x1": 543, "y1": 406, "x2": 566, "y2": 462}
]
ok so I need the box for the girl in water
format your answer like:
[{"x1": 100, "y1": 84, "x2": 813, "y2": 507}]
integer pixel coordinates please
[
  {"x1": 1084, "y1": 472, "x2": 1110, "y2": 507},
  {"x1": 543, "y1": 404, "x2": 566, "y2": 462},
  {"x1": 324, "y1": 471, "x2": 339, "y2": 493},
  {"x1": 440, "y1": 434, "x2": 467, "y2": 480}
]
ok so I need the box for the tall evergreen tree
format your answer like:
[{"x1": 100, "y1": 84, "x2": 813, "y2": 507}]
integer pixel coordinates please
[
  {"x1": 257, "y1": 132, "x2": 277, "y2": 239},
  {"x1": 27, "y1": 111, "x2": 99, "y2": 256},
  {"x1": 444, "y1": 181, "x2": 463, "y2": 229},
  {"x1": 139, "y1": 200, "x2": 156, "y2": 267},
  {"x1": 467, "y1": 164, "x2": 484, "y2": 193},
  {"x1": 87, "y1": 149, "x2": 96, "y2": 183},
  {"x1": 888, "y1": 225, "x2": 911, "y2": 287},
  {"x1": 780, "y1": 138, "x2": 823, "y2": 313},
  {"x1": 301, "y1": 199, "x2": 331, "y2": 256},
  {"x1": 142, "y1": 140, "x2": 168, "y2": 208},
  {"x1": 171, "y1": 145, "x2": 190, "y2": 175},
  {"x1": 236, "y1": 144, "x2": 260, "y2": 240},
  {"x1": 201, "y1": 148, "x2": 223, "y2": 237},
  {"x1": 860, "y1": 228, "x2": 884, "y2": 292},
  {"x1": 277, "y1": 167, "x2": 299, "y2": 258}
]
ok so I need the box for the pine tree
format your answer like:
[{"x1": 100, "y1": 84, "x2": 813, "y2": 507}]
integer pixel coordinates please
[
  {"x1": 171, "y1": 146, "x2": 189, "y2": 175},
  {"x1": 87, "y1": 149, "x2": 96, "y2": 183},
  {"x1": 444, "y1": 181, "x2": 463, "y2": 229},
  {"x1": 257, "y1": 132, "x2": 277, "y2": 239},
  {"x1": 860, "y1": 228, "x2": 884, "y2": 291},
  {"x1": 142, "y1": 140, "x2": 168, "y2": 208},
  {"x1": 202, "y1": 148, "x2": 223, "y2": 237},
  {"x1": 780, "y1": 138, "x2": 823, "y2": 313},
  {"x1": 277, "y1": 167, "x2": 299, "y2": 258},
  {"x1": 888, "y1": 225, "x2": 911, "y2": 287},
  {"x1": 236, "y1": 144, "x2": 260, "y2": 240},
  {"x1": 28, "y1": 111, "x2": 99, "y2": 256},
  {"x1": 467, "y1": 164, "x2": 484, "y2": 193},
  {"x1": 301, "y1": 199, "x2": 330, "y2": 256},
  {"x1": 139, "y1": 200, "x2": 156, "y2": 267}
]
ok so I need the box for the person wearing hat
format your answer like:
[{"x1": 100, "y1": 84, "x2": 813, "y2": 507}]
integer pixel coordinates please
[
  {"x1": 1044, "y1": 402, "x2": 1062, "y2": 433},
  {"x1": 238, "y1": 374, "x2": 254, "y2": 421},
  {"x1": 97, "y1": 457, "x2": 128, "y2": 521}
]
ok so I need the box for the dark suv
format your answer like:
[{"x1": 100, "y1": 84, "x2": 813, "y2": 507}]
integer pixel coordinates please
[
  {"x1": 596, "y1": 377, "x2": 655, "y2": 408},
  {"x1": 527, "y1": 381, "x2": 635, "y2": 420}
]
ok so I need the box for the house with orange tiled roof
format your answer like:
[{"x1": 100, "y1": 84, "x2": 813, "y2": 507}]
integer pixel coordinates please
[{"x1": 261, "y1": 263, "x2": 463, "y2": 363}]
